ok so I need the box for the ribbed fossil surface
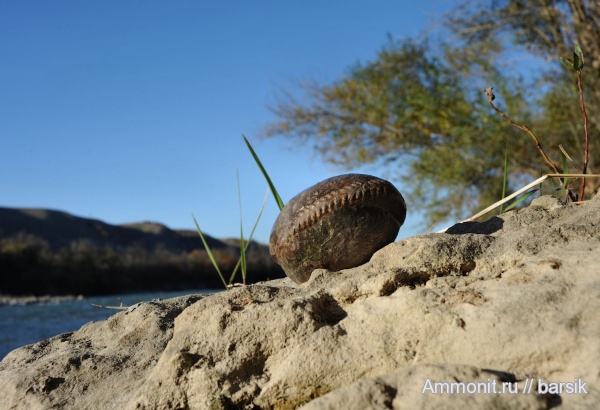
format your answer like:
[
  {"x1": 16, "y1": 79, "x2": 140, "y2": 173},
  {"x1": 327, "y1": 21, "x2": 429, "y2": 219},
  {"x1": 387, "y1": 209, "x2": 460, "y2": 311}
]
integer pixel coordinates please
[{"x1": 270, "y1": 174, "x2": 407, "y2": 283}]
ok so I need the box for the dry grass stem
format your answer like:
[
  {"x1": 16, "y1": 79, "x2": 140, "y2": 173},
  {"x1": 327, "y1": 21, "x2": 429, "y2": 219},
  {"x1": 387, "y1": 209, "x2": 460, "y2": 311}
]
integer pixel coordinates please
[{"x1": 437, "y1": 173, "x2": 600, "y2": 233}]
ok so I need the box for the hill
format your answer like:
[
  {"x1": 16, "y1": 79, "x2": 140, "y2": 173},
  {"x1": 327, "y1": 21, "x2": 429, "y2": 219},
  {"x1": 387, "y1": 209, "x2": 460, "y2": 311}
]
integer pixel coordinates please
[
  {"x1": 0, "y1": 207, "x2": 283, "y2": 296},
  {"x1": 0, "y1": 207, "x2": 228, "y2": 252}
]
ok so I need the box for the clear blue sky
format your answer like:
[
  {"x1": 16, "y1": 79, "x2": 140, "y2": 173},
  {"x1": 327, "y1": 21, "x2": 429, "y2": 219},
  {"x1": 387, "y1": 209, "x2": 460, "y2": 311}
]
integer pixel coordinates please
[{"x1": 1, "y1": 1, "x2": 456, "y2": 244}]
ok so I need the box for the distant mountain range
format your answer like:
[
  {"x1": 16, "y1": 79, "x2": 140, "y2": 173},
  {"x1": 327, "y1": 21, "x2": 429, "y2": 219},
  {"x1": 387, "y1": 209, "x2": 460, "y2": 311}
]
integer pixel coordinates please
[
  {"x1": 0, "y1": 207, "x2": 284, "y2": 296},
  {"x1": 0, "y1": 207, "x2": 232, "y2": 252}
]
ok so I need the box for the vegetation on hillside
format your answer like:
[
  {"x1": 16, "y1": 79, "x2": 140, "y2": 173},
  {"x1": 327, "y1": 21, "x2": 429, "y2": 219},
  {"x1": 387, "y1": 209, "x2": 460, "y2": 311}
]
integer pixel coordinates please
[{"x1": 0, "y1": 232, "x2": 283, "y2": 296}]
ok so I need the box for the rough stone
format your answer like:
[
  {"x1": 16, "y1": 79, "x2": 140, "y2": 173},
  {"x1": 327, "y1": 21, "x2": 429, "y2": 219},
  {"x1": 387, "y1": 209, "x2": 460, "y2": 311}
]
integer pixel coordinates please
[{"x1": 1, "y1": 194, "x2": 599, "y2": 409}]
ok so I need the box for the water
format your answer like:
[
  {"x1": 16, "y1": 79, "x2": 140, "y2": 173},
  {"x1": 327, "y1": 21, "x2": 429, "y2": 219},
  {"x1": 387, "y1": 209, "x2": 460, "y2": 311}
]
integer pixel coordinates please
[{"x1": 0, "y1": 289, "x2": 218, "y2": 360}]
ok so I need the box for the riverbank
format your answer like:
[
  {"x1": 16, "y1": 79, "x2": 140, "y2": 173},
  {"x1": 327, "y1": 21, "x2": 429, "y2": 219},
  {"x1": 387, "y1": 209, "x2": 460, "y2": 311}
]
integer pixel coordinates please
[
  {"x1": 0, "y1": 289, "x2": 216, "y2": 360},
  {"x1": 0, "y1": 294, "x2": 85, "y2": 306}
]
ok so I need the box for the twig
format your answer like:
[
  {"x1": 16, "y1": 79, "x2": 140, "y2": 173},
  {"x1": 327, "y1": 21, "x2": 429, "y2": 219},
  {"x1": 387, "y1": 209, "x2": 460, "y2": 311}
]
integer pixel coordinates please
[
  {"x1": 577, "y1": 70, "x2": 590, "y2": 199},
  {"x1": 484, "y1": 88, "x2": 560, "y2": 174},
  {"x1": 484, "y1": 87, "x2": 576, "y2": 202},
  {"x1": 91, "y1": 303, "x2": 128, "y2": 310}
]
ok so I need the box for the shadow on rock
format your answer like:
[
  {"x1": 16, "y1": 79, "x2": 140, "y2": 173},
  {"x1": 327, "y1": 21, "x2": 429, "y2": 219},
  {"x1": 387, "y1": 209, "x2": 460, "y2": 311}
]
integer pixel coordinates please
[{"x1": 445, "y1": 216, "x2": 504, "y2": 235}]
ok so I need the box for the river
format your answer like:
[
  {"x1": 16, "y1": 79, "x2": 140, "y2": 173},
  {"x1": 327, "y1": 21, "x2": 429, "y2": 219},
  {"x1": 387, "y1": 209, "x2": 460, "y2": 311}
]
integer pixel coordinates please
[{"x1": 0, "y1": 289, "x2": 218, "y2": 360}]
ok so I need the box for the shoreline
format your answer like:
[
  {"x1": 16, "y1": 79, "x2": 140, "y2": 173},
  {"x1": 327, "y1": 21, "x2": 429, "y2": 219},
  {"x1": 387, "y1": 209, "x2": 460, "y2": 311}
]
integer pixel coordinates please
[
  {"x1": 0, "y1": 294, "x2": 85, "y2": 306},
  {"x1": 0, "y1": 288, "x2": 220, "y2": 307}
]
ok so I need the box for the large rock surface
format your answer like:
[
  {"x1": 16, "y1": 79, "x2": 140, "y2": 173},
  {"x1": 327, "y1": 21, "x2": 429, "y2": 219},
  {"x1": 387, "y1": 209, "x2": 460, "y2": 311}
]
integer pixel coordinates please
[{"x1": 1, "y1": 195, "x2": 599, "y2": 409}]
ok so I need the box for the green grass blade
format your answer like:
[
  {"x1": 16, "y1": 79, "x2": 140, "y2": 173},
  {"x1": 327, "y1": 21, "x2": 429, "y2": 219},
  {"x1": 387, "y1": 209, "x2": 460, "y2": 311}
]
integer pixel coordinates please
[
  {"x1": 247, "y1": 188, "x2": 269, "y2": 247},
  {"x1": 192, "y1": 214, "x2": 228, "y2": 289},
  {"x1": 237, "y1": 169, "x2": 247, "y2": 285},
  {"x1": 243, "y1": 135, "x2": 285, "y2": 211},
  {"x1": 503, "y1": 189, "x2": 539, "y2": 212},
  {"x1": 499, "y1": 144, "x2": 509, "y2": 214},
  {"x1": 228, "y1": 188, "x2": 269, "y2": 284},
  {"x1": 561, "y1": 150, "x2": 569, "y2": 196},
  {"x1": 561, "y1": 153, "x2": 570, "y2": 174},
  {"x1": 228, "y1": 258, "x2": 241, "y2": 284}
]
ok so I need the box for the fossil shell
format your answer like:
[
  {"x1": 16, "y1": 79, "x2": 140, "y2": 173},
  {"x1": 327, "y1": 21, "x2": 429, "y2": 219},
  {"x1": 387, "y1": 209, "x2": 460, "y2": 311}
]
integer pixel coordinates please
[{"x1": 269, "y1": 174, "x2": 407, "y2": 283}]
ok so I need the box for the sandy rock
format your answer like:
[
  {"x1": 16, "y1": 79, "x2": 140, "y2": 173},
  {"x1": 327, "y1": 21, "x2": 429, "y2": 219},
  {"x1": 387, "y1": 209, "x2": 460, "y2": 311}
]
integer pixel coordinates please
[
  {"x1": 1, "y1": 194, "x2": 599, "y2": 409},
  {"x1": 0, "y1": 295, "x2": 202, "y2": 409},
  {"x1": 301, "y1": 364, "x2": 556, "y2": 409}
]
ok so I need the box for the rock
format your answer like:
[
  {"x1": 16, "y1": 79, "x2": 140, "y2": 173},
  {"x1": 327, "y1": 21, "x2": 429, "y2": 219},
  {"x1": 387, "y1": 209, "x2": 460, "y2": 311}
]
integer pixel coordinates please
[
  {"x1": 1, "y1": 194, "x2": 599, "y2": 409},
  {"x1": 0, "y1": 295, "x2": 202, "y2": 409},
  {"x1": 270, "y1": 174, "x2": 407, "y2": 283},
  {"x1": 302, "y1": 364, "x2": 557, "y2": 409}
]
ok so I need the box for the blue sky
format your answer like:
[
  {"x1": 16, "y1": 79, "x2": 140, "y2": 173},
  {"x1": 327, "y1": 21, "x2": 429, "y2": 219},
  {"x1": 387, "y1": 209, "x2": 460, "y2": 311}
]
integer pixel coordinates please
[{"x1": 1, "y1": 1, "x2": 456, "y2": 244}]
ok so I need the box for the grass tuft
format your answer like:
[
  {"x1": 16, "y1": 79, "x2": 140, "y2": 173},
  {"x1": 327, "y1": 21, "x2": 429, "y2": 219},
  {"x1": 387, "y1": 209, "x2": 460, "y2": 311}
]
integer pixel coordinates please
[{"x1": 193, "y1": 136, "x2": 281, "y2": 289}]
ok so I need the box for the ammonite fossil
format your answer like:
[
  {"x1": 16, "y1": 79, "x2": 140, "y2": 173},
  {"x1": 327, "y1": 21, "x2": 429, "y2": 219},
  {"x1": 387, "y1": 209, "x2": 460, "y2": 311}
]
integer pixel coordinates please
[{"x1": 269, "y1": 174, "x2": 407, "y2": 283}]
